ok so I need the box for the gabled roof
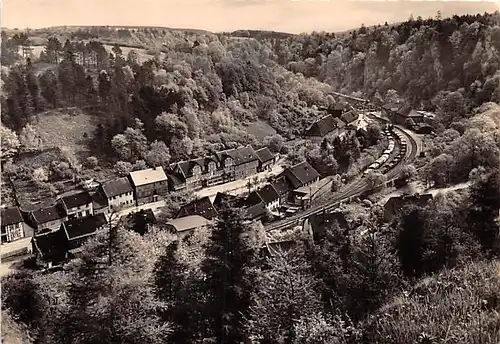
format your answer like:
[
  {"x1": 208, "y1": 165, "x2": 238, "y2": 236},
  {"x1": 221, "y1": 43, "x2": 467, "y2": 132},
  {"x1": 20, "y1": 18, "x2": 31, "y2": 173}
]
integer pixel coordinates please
[
  {"x1": 224, "y1": 145, "x2": 259, "y2": 166},
  {"x1": 281, "y1": 161, "x2": 320, "y2": 189},
  {"x1": 270, "y1": 177, "x2": 293, "y2": 196},
  {"x1": 177, "y1": 160, "x2": 203, "y2": 179},
  {"x1": 32, "y1": 230, "x2": 68, "y2": 259},
  {"x1": 406, "y1": 109, "x2": 425, "y2": 119},
  {"x1": 176, "y1": 197, "x2": 218, "y2": 220},
  {"x1": 255, "y1": 147, "x2": 274, "y2": 163},
  {"x1": 167, "y1": 173, "x2": 186, "y2": 187},
  {"x1": 129, "y1": 167, "x2": 168, "y2": 187},
  {"x1": 250, "y1": 184, "x2": 280, "y2": 205},
  {"x1": 91, "y1": 192, "x2": 108, "y2": 210},
  {"x1": 31, "y1": 204, "x2": 66, "y2": 225},
  {"x1": 244, "y1": 202, "x2": 267, "y2": 220},
  {"x1": 62, "y1": 213, "x2": 107, "y2": 240},
  {"x1": 166, "y1": 215, "x2": 210, "y2": 232},
  {"x1": 1, "y1": 207, "x2": 24, "y2": 227},
  {"x1": 262, "y1": 240, "x2": 296, "y2": 257},
  {"x1": 61, "y1": 191, "x2": 92, "y2": 209},
  {"x1": 340, "y1": 110, "x2": 359, "y2": 125},
  {"x1": 333, "y1": 117, "x2": 346, "y2": 129},
  {"x1": 305, "y1": 115, "x2": 338, "y2": 137},
  {"x1": 101, "y1": 177, "x2": 133, "y2": 198}
]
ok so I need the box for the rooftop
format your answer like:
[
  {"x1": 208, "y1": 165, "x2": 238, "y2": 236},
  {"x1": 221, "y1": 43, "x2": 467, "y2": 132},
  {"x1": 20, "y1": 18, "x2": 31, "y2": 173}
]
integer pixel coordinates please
[
  {"x1": 1, "y1": 207, "x2": 24, "y2": 227},
  {"x1": 61, "y1": 191, "x2": 92, "y2": 209},
  {"x1": 31, "y1": 204, "x2": 66, "y2": 225},
  {"x1": 62, "y1": 213, "x2": 107, "y2": 240},
  {"x1": 255, "y1": 147, "x2": 274, "y2": 163},
  {"x1": 305, "y1": 114, "x2": 339, "y2": 137},
  {"x1": 33, "y1": 230, "x2": 68, "y2": 259},
  {"x1": 281, "y1": 161, "x2": 320, "y2": 189},
  {"x1": 166, "y1": 215, "x2": 210, "y2": 232},
  {"x1": 129, "y1": 167, "x2": 168, "y2": 187},
  {"x1": 176, "y1": 196, "x2": 219, "y2": 220},
  {"x1": 101, "y1": 177, "x2": 133, "y2": 198}
]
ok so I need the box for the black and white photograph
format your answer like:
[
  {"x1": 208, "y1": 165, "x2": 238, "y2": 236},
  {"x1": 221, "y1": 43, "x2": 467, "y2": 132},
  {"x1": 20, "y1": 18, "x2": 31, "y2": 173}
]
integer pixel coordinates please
[{"x1": 1, "y1": 0, "x2": 500, "y2": 342}]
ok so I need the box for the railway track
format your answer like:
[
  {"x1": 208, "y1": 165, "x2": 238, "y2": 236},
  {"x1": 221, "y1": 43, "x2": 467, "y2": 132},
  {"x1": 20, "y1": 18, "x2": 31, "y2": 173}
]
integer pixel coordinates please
[{"x1": 265, "y1": 108, "x2": 419, "y2": 232}]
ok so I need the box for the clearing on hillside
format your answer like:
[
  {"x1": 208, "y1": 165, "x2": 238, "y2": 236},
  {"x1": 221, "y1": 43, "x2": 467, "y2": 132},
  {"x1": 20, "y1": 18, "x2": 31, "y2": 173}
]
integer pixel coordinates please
[
  {"x1": 245, "y1": 120, "x2": 277, "y2": 141},
  {"x1": 34, "y1": 108, "x2": 97, "y2": 157}
]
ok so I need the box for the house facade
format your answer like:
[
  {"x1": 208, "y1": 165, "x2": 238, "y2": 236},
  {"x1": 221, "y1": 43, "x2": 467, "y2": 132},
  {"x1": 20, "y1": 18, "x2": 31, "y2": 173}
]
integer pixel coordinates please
[
  {"x1": 129, "y1": 167, "x2": 169, "y2": 206},
  {"x1": 230, "y1": 146, "x2": 260, "y2": 180},
  {"x1": 255, "y1": 147, "x2": 276, "y2": 172},
  {"x1": 61, "y1": 191, "x2": 93, "y2": 220},
  {"x1": 1, "y1": 207, "x2": 33, "y2": 244},
  {"x1": 246, "y1": 184, "x2": 280, "y2": 212},
  {"x1": 101, "y1": 177, "x2": 135, "y2": 211}
]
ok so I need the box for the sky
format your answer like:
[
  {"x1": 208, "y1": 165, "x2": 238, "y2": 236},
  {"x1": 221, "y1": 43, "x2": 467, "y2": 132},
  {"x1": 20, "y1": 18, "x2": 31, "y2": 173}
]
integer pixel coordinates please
[{"x1": 2, "y1": 0, "x2": 500, "y2": 34}]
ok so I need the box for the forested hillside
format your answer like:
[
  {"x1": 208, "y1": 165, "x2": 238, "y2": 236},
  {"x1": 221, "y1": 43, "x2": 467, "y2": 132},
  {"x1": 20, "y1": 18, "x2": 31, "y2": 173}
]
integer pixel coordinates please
[{"x1": 2, "y1": 11, "x2": 500, "y2": 344}]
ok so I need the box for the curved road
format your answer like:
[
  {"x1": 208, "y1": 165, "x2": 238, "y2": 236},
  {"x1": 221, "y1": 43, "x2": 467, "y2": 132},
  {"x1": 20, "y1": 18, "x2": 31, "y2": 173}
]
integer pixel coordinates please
[{"x1": 265, "y1": 113, "x2": 419, "y2": 231}]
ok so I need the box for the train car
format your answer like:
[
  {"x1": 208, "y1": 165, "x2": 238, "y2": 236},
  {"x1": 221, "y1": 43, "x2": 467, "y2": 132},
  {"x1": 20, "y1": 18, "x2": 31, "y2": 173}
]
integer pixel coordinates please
[
  {"x1": 370, "y1": 162, "x2": 381, "y2": 170},
  {"x1": 383, "y1": 149, "x2": 392, "y2": 155}
]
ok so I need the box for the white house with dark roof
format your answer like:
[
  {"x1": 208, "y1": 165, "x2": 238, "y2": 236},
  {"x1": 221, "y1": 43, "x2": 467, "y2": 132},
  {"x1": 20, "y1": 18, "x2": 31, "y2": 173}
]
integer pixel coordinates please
[
  {"x1": 279, "y1": 161, "x2": 320, "y2": 190},
  {"x1": 1, "y1": 207, "x2": 33, "y2": 244},
  {"x1": 60, "y1": 191, "x2": 93, "y2": 220},
  {"x1": 246, "y1": 184, "x2": 280, "y2": 211},
  {"x1": 100, "y1": 177, "x2": 134, "y2": 211},
  {"x1": 129, "y1": 167, "x2": 169, "y2": 206}
]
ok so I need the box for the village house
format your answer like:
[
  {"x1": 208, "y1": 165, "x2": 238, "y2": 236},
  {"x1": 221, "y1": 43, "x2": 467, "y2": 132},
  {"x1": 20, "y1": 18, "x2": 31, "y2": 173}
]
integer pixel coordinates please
[
  {"x1": 270, "y1": 176, "x2": 294, "y2": 204},
  {"x1": 60, "y1": 191, "x2": 93, "y2": 220},
  {"x1": 100, "y1": 177, "x2": 135, "y2": 211},
  {"x1": 61, "y1": 213, "x2": 108, "y2": 257},
  {"x1": 383, "y1": 193, "x2": 434, "y2": 222},
  {"x1": 302, "y1": 211, "x2": 349, "y2": 243},
  {"x1": 381, "y1": 102, "x2": 404, "y2": 119},
  {"x1": 340, "y1": 110, "x2": 360, "y2": 126},
  {"x1": 280, "y1": 161, "x2": 320, "y2": 190},
  {"x1": 214, "y1": 151, "x2": 236, "y2": 183},
  {"x1": 261, "y1": 240, "x2": 296, "y2": 258},
  {"x1": 255, "y1": 147, "x2": 276, "y2": 172},
  {"x1": 91, "y1": 192, "x2": 109, "y2": 216},
  {"x1": 29, "y1": 204, "x2": 67, "y2": 234},
  {"x1": 129, "y1": 167, "x2": 169, "y2": 206},
  {"x1": 1, "y1": 207, "x2": 33, "y2": 244},
  {"x1": 202, "y1": 156, "x2": 225, "y2": 187},
  {"x1": 243, "y1": 202, "x2": 268, "y2": 223},
  {"x1": 246, "y1": 184, "x2": 281, "y2": 212},
  {"x1": 176, "y1": 196, "x2": 219, "y2": 220},
  {"x1": 221, "y1": 145, "x2": 260, "y2": 180},
  {"x1": 213, "y1": 192, "x2": 247, "y2": 211},
  {"x1": 32, "y1": 230, "x2": 68, "y2": 268},
  {"x1": 304, "y1": 114, "x2": 343, "y2": 141},
  {"x1": 125, "y1": 209, "x2": 157, "y2": 235},
  {"x1": 164, "y1": 215, "x2": 211, "y2": 239}
]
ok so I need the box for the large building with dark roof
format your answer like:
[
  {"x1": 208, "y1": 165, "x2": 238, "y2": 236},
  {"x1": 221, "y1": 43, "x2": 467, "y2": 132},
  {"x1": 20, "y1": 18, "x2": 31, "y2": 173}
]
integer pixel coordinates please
[
  {"x1": 100, "y1": 177, "x2": 134, "y2": 211},
  {"x1": 60, "y1": 191, "x2": 93, "y2": 220},
  {"x1": 305, "y1": 114, "x2": 341, "y2": 139},
  {"x1": 32, "y1": 230, "x2": 69, "y2": 268},
  {"x1": 279, "y1": 161, "x2": 320, "y2": 190}
]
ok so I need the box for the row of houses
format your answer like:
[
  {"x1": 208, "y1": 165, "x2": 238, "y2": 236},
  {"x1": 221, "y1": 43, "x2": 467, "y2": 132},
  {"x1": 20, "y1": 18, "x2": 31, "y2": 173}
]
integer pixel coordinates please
[{"x1": 1, "y1": 145, "x2": 278, "y2": 260}]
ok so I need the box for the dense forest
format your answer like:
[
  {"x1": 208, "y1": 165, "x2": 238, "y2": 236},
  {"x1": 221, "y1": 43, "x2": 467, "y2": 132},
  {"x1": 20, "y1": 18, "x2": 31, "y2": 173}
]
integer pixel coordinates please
[{"x1": 2, "y1": 11, "x2": 500, "y2": 344}]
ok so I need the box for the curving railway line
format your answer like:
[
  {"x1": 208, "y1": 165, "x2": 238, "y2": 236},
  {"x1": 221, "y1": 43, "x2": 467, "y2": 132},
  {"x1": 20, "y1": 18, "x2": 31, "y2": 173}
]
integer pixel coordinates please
[{"x1": 265, "y1": 104, "x2": 419, "y2": 232}]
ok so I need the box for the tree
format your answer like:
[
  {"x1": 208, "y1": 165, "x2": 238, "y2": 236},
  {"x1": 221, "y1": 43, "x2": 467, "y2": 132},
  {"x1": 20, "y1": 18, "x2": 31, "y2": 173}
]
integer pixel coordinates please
[
  {"x1": 114, "y1": 161, "x2": 133, "y2": 176},
  {"x1": 366, "y1": 122, "x2": 382, "y2": 146},
  {"x1": 247, "y1": 249, "x2": 323, "y2": 344},
  {"x1": 199, "y1": 205, "x2": 259, "y2": 343},
  {"x1": 145, "y1": 140, "x2": 171, "y2": 167},
  {"x1": 466, "y1": 168, "x2": 500, "y2": 256},
  {"x1": 0, "y1": 123, "x2": 21, "y2": 159},
  {"x1": 398, "y1": 164, "x2": 417, "y2": 184},
  {"x1": 111, "y1": 133, "x2": 132, "y2": 161},
  {"x1": 32, "y1": 167, "x2": 49, "y2": 183},
  {"x1": 19, "y1": 123, "x2": 42, "y2": 152},
  {"x1": 365, "y1": 170, "x2": 386, "y2": 191}
]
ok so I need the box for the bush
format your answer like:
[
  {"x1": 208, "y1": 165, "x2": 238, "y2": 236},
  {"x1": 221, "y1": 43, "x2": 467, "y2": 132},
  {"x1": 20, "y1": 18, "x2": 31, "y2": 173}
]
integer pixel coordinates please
[{"x1": 86, "y1": 156, "x2": 98, "y2": 168}]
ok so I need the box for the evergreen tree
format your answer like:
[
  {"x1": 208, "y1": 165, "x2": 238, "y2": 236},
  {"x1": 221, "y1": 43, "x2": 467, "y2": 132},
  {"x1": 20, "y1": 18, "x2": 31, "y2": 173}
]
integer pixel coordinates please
[{"x1": 200, "y1": 204, "x2": 259, "y2": 343}]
